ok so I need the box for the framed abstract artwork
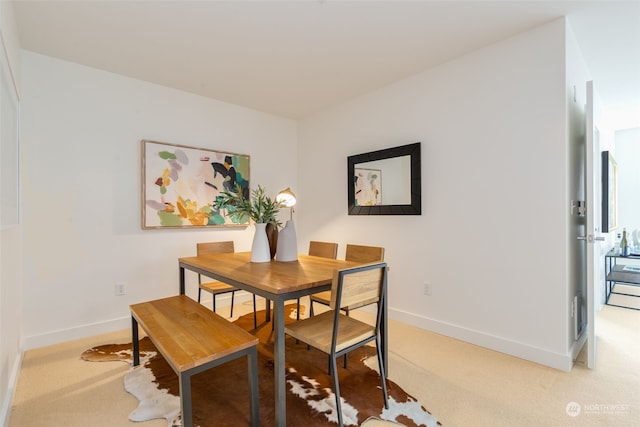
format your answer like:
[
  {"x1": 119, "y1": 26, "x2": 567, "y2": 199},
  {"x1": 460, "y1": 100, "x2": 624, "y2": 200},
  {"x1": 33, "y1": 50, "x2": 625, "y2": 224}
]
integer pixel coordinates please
[{"x1": 142, "y1": 140, "x2": 250, "y2": 229}]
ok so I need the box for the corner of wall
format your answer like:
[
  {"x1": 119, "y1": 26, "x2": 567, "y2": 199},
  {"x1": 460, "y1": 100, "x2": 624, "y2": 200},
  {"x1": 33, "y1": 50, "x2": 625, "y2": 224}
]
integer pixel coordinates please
[
  {"x1": 0, "y1": 3, "x2": 22, "y2": 424},
  {"x1": 0, "y1": 0, "x2": 22, "y2": 95},
  {"x1": 0, "y1": 350, "x2": 23, "y2": 427}
]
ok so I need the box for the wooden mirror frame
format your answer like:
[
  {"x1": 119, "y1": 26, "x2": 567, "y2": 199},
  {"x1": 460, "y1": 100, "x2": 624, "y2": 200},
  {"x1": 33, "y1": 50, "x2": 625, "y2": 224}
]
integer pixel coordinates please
[{"x1": 348, "y1": 142, "x2": 421, "y2": 215}]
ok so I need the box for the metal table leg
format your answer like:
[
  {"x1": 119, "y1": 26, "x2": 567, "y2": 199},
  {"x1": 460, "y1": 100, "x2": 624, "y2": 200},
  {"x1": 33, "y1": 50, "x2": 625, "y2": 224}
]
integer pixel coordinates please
[
  {"x1": 273, "y1": 298, "x2": 286, "y2": 426},
  {"x1": 180, "y1": 266, "x2": 186, "y2": 295}
]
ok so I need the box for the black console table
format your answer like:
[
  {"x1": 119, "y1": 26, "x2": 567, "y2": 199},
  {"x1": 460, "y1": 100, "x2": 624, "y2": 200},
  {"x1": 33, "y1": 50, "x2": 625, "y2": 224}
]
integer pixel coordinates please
[{"x1": 604, "y1": 249, "x2": 640, "y2": 310}]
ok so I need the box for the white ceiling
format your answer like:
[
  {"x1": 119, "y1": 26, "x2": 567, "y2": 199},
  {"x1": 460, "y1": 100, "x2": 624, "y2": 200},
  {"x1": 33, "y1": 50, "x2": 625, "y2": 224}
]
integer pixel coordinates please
[{"x1": 11, "y1": 0, "x2": 640, "y2": 120}]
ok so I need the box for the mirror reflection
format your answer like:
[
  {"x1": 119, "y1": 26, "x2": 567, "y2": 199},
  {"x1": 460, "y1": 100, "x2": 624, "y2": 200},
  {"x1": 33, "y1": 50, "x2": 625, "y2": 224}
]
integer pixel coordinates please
[
  {"x1": 347, "y1": 142, "x2": 421, "y2": 216},
  {"x1": 354, "y1": 156, "x2": 411, "y2": 206}
]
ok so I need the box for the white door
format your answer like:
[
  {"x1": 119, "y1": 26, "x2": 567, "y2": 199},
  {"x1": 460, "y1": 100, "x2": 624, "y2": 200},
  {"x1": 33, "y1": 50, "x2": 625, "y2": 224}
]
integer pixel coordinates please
[{"x1": 585, "y1": 80, "x2": 602, "y2": 369}]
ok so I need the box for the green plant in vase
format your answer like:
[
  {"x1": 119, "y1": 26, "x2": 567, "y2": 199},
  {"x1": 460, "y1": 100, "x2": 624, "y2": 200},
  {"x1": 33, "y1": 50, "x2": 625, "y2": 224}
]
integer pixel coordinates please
[
  {"x1": 213, "y1": 185, "x2": 284, "y2": 260},
  {"x1": 214, "y1": 185, "x2": 283, "y2": 225}
]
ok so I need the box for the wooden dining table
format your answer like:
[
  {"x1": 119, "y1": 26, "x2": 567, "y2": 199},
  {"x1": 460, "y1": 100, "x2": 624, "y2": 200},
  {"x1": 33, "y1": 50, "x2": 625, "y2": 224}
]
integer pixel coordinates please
[{"x1": 178, "y1": 252, "x2": 388, "y2": 427}]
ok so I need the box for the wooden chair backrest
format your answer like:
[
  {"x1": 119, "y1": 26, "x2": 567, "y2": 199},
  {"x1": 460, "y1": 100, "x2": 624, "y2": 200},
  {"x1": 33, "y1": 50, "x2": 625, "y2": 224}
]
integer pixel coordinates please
[
  {"x1": 308, "y1": 241, "x2": 338, "y2": 259},
  {"x1": 197, "y1": 241, "x2": 235, "y2": 256},
  {"x1": 330, "y1": 263, "x2": 386, "y2": 311},
  {"x1": 345, "y1": 244, "x2": 385, "y2": 263}
]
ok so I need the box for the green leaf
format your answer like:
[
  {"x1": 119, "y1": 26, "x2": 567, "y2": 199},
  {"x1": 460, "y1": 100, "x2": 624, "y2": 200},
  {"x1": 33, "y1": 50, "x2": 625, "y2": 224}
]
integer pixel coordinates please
[
  {"x1": 157, "y1": 211, "x2": 182, "y2": 226},
  {"x1": 212, "y1": 184, "x2": 284, "y2": 226},
  {"x1": 158, "y1": 151, "x2": 177, "y2": 160}
]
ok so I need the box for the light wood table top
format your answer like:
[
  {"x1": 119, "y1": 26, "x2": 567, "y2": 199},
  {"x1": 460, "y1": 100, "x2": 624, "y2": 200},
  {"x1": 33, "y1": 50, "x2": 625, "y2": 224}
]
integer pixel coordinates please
[{"x1": 179, "y1": 252, "x2": 360, "y2": 297}]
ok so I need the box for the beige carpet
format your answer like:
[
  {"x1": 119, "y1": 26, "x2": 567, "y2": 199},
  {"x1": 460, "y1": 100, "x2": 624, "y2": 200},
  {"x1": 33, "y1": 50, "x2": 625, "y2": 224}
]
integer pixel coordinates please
[{"x1": 9, "y1": 299, "x2": 640, "y2": 426}]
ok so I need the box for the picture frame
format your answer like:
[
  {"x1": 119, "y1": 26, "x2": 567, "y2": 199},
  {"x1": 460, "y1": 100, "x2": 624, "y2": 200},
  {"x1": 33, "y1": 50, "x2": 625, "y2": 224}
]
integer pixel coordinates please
[
  {"x1": 347, "y1": 142, "x2": 421, "y2": 215},
  {"x1": 601, "y1": 150, "x2": 617, "y2": 232},
  {"x1": 142, "y1": 140, "x2": 250, "y2": 229},
  {"x1": 354, "y1": 167, "x2": 382, "y2": 206}
]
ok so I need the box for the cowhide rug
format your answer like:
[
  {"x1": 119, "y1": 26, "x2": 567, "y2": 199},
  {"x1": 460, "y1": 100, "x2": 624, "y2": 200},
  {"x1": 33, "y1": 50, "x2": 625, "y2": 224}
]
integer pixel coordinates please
[{"x1": 82, "y1": 305, "x2": 441, "y2": 427}]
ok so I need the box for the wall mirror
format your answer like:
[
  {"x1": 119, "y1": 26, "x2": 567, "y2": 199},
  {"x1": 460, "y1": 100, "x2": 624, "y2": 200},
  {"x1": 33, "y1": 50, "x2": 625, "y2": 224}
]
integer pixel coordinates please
[{"x1": 348, "y1": 142, "x2": 421, "y2": 215}]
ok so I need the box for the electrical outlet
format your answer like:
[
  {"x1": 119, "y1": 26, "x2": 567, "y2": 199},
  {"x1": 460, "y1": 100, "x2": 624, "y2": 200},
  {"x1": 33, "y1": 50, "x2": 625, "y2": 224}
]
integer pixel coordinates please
[
  {"x1": 115, "y1": 282, "x2": 126, "y2": 296},
  {"x1": 424, "y1": 282, "x2": 432, "y2": 296}
]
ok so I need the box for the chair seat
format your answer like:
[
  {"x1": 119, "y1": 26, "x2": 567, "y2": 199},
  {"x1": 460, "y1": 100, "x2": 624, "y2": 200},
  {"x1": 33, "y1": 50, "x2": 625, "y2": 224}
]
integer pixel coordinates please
[
  {"x1": 309, "y1": 291, "x2": 331, "y2": 305},
  {"x1": 284, "y1": 311, "x2": 375, "y2": 354},
  {"x1": 199, "y1": 280, "x2": 237, "y2": 295}
]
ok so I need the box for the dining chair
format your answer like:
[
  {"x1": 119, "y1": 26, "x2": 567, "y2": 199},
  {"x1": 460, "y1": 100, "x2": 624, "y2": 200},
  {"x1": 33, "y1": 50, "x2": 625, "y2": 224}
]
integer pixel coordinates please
[
  {"x1": 293, "y1": 241, "x2": 339, "y2": 320},
  {"x1": 284, "y1": 262, "x2": 389, "y2": 427},
  {"x1": 270, "y1": 241, "x2": 339, "y2": 330},
  {"x1": 308, "y1": 240, "x2": 339, "y2": 259},
  {"x1": 309, "y1": 243, "x2": 384, "y2": 316},
  {"x1": 197, "y1": 241, "x2": 258, "y2": 328}
]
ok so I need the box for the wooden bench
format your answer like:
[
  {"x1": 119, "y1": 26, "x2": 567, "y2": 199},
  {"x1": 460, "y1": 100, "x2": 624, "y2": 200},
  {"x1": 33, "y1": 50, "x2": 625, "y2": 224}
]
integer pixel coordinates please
[{"x1": 130, "y1": 295, "x2": 259, "y2": 427}]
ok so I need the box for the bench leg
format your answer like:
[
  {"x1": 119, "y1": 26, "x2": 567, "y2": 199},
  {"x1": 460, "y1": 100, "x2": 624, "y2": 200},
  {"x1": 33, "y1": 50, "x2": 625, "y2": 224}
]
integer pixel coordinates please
[
  {"x1": 180, "y1": 372, "x2": 193, "y2": 427},
  {"x1": 131, "y1": 317, "x2": 140, "y2": 367},
  {"x1": 247, "y1": 347, "x2": 260, "y2": 427}
]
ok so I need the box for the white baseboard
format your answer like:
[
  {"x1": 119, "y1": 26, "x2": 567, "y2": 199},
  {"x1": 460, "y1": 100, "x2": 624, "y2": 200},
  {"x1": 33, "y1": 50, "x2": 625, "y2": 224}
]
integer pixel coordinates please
[
  {"x1": 1, "y1": 350, "x2": 23, "y2": 427},
  {"x1": 21, "y1": 292, "x2": 258, "y2": 351},
  {"x1": 21, "y1": 296, "x2": 574, "y2": 371},
  {"x1": 389, "y1": 307, "x2": 573, "y2": 372},
  {"x1": 22, "y1": 317, "x2": 131, "y2": 351},
  {"x1": 571, "y1": 328, "x2": 588, "y2": 362}
]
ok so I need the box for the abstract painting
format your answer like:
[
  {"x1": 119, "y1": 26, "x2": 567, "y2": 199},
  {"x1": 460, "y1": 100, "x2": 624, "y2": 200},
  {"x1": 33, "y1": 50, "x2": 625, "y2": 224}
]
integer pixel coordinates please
[
  {"x1": 354, "y1": 168, "x2": 382, "y2": 206},
  {"x1": 142, "y1": 140, "x2": 250, "y2": 229}
]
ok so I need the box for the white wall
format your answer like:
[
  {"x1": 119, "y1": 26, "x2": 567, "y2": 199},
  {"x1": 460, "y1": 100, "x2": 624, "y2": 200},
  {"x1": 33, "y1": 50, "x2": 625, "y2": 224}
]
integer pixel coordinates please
[
  {"x1": 0, "y1": 0, "x2": 20, "y2": 90},
  {"x1": 565, "y1": 19, "x2": 595, "y2": 355},
  {"x1": 616, "y1": 127, "x2": 640, "y2": 243},
  {"x1": 298, "y1": 19, "x2": 574, "y2": 370},
  {"x1": 0, "y1": 1, "x2": 22, "y2": 426},
  {"x1": 20, "y1": 51, "x2": 298, "y2": 349},
  {"x1": 0, "y1": 1, "x2": 22, "y2": 425}
]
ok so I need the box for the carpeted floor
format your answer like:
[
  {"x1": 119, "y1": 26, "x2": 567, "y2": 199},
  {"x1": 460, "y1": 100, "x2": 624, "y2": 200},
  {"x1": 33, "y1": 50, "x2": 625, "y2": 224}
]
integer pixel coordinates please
[
  {"x1": 81, "y1": 305, "x2": 440, "y2": 427},
  {"x1": 8, "y1": 298, "x2": 640, "y2": 426}
]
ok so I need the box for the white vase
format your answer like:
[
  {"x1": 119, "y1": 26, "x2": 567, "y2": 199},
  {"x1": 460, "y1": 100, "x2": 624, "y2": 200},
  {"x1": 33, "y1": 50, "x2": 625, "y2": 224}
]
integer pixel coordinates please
[
  {"x1": 276, "y1": 220, "x2": 298, "y2": 262},
  {"x1": 251, "y1": 223, "x2": 271, "y2": 263}
]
